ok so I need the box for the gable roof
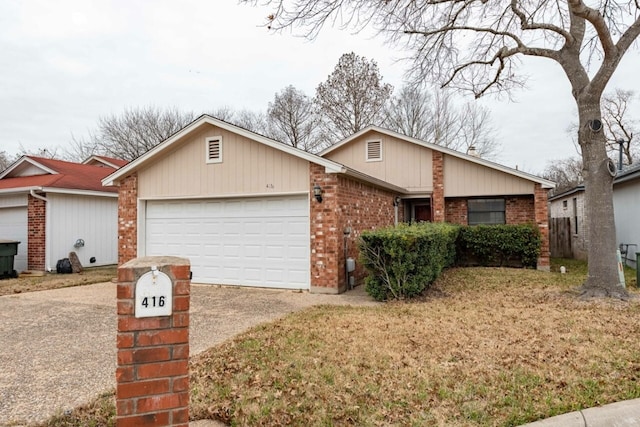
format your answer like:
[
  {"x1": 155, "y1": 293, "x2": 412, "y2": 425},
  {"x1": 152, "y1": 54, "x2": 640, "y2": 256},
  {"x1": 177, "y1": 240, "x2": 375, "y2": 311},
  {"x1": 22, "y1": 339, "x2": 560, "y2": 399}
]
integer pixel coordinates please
[
  {"x1": 0, "y1": 156, "x2": 119, "y2": 195},
  {"x1": 82, "y1": 155, "x2": 129, "y2": 169},
  {"x1": 102, "y1": 115, "x2": 405, "y2": 194},
  {"x1": 320, "y1": 126, "x2": 556, "y2": 189}
]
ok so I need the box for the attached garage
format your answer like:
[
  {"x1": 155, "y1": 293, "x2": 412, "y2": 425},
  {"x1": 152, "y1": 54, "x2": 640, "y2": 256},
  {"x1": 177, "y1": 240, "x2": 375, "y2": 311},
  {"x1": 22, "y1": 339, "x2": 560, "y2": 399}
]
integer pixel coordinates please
[
  {"x1": 104, "y1": 115, "x2": 406, "y2": 294},
  {"x1": 0, "y1": 202, "x2": 28, "y2": 272},
  {"x1": 144, "y1": 195, "x2": 310, "y2": 289}
]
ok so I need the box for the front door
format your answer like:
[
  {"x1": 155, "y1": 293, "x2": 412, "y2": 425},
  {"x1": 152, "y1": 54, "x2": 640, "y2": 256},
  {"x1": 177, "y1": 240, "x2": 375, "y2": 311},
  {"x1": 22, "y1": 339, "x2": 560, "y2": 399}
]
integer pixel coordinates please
[{"x1": 414, "y1": 203, "x2": 432, "y2": 222}]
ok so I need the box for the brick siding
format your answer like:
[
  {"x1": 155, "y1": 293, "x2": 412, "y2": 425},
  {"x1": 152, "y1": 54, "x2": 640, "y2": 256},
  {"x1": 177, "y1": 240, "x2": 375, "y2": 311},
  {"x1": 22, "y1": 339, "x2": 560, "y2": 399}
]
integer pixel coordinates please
[
  {"x1": 27, "y1": 194, "x2": 46, "y2": 271},
  {"x1": 534, "y1": 184, "x2": 551, "y2": 270},
  {"x1": 445, "y1": 198, "x2": 467, "y2": 224},
  {"x1": 432, "y1": 152, "x2": 445, "y2": 222},
  {"x1": 309, "y1": 163, "x2": 399, "y2": 293},
  {"x1": 118, "y1": 174, "x2": 138, "y2": 265}
]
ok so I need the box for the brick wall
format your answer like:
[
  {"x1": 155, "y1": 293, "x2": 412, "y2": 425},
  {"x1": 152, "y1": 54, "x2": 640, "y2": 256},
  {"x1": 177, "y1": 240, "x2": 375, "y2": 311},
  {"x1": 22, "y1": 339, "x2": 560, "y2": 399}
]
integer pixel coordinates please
[
  {"x1": 432, "y1": 152, "x2": 445, "y2": 222},
  {"x1": 118, "y1": 174, "x2": 138, "y2": 265},
  {"x1": 445, "y1": 198, "x2": 467, "y2": 224},
  {"x1": 534, "y1": 184, "x2": 551, "y2": 270},
  {"x1": 309, "y1": 163, "x2": 398, "y2": 293},
  {"x1": 506, "y1": 196, "x2": 535, "y2": 224},
  {"x1": 27, "y1": 194, "x2": 46, "y2": 271}
]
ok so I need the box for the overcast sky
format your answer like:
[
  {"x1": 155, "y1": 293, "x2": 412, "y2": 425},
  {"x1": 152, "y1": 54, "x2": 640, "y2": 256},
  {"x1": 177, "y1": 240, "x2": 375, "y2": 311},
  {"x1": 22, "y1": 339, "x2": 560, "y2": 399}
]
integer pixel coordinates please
[{"x1": 1, "y1": 0, "x2": 638, "y2": 174}]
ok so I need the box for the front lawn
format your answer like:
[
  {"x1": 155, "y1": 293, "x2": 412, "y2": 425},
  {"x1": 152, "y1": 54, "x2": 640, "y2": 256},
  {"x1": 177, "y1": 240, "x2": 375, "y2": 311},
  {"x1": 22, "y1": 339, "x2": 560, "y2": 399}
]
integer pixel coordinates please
[
  {"x1": 39, "y1": 259, "x2": 640, "y2": 426},
  {"x1": 0, "y1": 265, "x2": 117, "y2": 296}
]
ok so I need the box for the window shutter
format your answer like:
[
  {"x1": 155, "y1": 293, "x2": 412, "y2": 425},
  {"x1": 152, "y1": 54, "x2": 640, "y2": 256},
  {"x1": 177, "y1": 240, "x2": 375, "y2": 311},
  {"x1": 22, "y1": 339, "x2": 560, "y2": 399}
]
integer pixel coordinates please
[{"x1": 366, "y1": 140, "x2": 382, "y2": 161}]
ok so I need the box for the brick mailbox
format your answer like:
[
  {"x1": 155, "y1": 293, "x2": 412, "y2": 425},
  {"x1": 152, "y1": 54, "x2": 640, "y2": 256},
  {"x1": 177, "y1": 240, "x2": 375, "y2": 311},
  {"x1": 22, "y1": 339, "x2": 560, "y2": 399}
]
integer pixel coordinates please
[{"x1": 116, "y1": 256, "x2": 191, "y2": 427}]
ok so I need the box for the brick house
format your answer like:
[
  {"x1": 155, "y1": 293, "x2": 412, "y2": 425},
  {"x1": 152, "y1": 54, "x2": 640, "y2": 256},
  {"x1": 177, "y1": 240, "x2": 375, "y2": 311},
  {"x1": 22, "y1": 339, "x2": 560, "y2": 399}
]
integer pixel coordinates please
[
  {"x1": 104, "y1": 116, "x2": 554, "y2": 294},
  {"x1": 0, "y1": 155, "x2": 127, "y2": 272}
]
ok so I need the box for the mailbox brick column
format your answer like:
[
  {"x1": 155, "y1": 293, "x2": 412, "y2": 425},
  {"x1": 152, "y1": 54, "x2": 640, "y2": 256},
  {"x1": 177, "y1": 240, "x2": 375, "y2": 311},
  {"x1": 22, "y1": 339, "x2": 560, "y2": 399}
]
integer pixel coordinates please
[{"x1": 116, "y1": 256, "x2": 191, "y2": 427}]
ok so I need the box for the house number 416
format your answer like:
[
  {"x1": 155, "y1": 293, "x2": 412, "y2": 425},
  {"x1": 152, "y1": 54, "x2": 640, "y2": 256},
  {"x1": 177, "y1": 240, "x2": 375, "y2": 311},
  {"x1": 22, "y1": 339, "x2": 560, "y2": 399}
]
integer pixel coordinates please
[{"x1": 141, "y1": 296, "x2": 166, "y2": 308}]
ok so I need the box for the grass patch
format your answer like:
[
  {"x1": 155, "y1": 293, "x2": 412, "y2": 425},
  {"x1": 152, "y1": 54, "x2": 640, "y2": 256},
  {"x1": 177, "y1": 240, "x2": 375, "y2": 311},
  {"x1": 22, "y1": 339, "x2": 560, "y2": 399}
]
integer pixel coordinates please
[
  {"x1": 0, "y1": 265, "x2": 117, "y2": 296},
  {"x1": 33, "y1": 259, "x2": 640, "y2": 426}
]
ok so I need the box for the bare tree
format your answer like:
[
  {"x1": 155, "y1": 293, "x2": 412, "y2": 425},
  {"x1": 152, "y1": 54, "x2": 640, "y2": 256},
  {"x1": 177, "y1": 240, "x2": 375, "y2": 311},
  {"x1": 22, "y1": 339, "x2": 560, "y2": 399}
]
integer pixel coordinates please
[
  {"x1": 602, "y1": 89, "x2": 637, "y2": 166},
  {"x1": 383, "y1": 85, "x2": 434, "y2": 141},
  {"x1": 456, "y1": 102, "x2": 501, "y2": 160},
  {"x1": 384, "y1": 86, "x2": 500, "y2": 159},
  {"x1": 267, "y1": 85, "x2": 321, "y2": 151},
  {"x1": 88, "y1": 106, "x2": 196, "y2": 161},
  {"x1": 315, "y1": 52, "x2": 393, "y2": 141},
  {"x1": 62, "y1": 132, "x2": 102, "y2": 162},
  {"x1": 0, "y1": 151, "x2": 13, "y2": 172},
  {"x1": 15, "y1": 144, "x2": 60, "y2": 159},
  {"x1": 242, "y1": 0, "x2": 640, "y2": 298},
  {"x1": 232, "y1": 109, "x2": 268, "y2": 135},
  {"x1": 543, "y1": 156, "x2": 584, "y2": 195}
]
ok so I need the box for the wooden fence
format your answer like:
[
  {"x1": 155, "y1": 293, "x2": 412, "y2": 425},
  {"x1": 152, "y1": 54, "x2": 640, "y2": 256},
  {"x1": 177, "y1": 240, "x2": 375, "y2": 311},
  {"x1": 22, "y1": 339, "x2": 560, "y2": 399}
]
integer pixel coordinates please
[{"x1": 550, "y1": 217, "x2": 572, "y2": 258}]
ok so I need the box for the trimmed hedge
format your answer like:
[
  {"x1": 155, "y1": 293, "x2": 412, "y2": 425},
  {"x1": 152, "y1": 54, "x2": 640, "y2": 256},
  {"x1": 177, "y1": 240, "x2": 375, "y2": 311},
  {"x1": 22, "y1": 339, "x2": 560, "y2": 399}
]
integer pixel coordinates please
[
  {"x1": 359, "y1": 223, "x2": 542, "y2": 300},
  {"x1": 456, "y1": 224, "x2": 541, "y2": 268},
  {"x1": 358, "y1": 223, "x2": 459, "y2": 301}
]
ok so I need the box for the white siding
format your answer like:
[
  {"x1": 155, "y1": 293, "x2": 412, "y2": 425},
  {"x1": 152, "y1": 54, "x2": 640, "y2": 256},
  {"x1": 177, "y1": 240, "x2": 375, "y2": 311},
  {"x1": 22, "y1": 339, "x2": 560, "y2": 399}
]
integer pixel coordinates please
[
  {"x1": 47, "y1": 194, "x2": 118, "y2": 269},
  {"x1": 0, "y1": 199, "x2": 28, "y2": 272},
  {"x1": 614, "y1": 180, "x2": 640, "y2": 268}
]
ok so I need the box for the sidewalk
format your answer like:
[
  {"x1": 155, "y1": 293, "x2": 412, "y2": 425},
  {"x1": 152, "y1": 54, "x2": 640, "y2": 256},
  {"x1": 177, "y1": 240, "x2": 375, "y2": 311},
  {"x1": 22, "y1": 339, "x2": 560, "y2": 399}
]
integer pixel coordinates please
[{"x1": 519, "y1": 398, "x2": 640, "y2": 426}]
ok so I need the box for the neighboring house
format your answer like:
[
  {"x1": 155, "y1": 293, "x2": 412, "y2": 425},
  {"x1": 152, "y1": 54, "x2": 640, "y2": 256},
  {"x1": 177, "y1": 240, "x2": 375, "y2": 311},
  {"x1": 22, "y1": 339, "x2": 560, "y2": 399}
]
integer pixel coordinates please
[
  {"x1": 548, "y1": 185, "x2": 587, "y2": 260},
  {"x1": 548, "y1": 162, "x2": 640, "y2": 267},
  {"x1": 613, "y1": 163, "x2": 640, "y2": 268},
  {"x1": 0, "y1": 155, "x2": 125, "y2": 273},
  {"x1": 103, "y1": 115, "x2": 554, "y2": 294},
  {"x1": 83, "y1": 155, "x2": 130, "y2": 169}
]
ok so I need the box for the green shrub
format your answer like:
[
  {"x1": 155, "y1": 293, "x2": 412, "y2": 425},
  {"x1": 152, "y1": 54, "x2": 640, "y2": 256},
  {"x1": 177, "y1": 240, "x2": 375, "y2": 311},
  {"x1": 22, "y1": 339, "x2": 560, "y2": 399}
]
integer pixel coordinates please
[
  {"x1": 456, "y1": 224, "x2": 541, "y2": 268},
  {"x1": 359, "y1": 223, "x2": 459, "y2": 301}
]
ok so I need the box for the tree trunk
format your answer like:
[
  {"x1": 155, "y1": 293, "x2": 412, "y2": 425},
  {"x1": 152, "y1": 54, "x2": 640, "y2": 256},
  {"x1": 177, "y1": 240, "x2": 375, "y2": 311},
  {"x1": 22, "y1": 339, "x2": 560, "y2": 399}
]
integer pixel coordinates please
[{"x1": 577, "y1": 100, "x2": 629, "y2": 299}]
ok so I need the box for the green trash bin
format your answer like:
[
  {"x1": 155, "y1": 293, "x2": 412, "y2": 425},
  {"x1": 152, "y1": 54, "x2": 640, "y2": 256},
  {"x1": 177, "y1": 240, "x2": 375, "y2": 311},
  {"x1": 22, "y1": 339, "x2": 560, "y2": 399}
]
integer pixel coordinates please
[{"x1": 0, "y1": 240, "x2": 20, "y2": 279}]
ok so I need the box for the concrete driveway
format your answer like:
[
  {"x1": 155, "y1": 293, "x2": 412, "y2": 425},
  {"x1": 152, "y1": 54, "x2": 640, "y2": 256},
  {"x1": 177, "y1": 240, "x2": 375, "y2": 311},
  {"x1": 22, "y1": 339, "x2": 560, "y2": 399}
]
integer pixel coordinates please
[{"x1": 0, "y1": 282, "x2": 378, "y2": 426}]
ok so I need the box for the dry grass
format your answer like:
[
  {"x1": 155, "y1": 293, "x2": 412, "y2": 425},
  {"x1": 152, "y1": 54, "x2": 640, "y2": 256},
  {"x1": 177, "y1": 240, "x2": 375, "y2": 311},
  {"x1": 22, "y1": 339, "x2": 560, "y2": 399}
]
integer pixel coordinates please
[
  {"x1": 0, "y1": 265, "x2": 117, "y2": 296},
  {"x1": 33, "y1": 259, "x2": 640, "y2": 427},
  {"x1": 190, "y1": 261, "x2": 640, "y2": 426}
]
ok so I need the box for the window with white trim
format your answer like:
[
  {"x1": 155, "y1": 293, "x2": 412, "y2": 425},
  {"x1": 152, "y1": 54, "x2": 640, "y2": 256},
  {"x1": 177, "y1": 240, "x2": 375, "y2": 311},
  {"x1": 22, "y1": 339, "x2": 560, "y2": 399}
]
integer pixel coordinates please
[
  {"x1": 205, "y1": 136, "x2": 222, "y2": 164},
  {"x1": 366, "y1": 140, "x2": 382, "y2": 162},
  {"x1": 467, "y1": 198, "x2": 506, "y2": 225}
]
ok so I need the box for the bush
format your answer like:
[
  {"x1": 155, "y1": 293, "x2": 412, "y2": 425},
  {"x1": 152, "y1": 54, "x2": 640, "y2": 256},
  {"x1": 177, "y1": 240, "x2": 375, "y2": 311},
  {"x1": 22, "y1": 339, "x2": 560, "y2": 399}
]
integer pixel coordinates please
[
  {"x1": 456, "y1": 224, "x2": 541, "y2": 268},
  {"x1": 359, "y1": 223, "x2": 459, "y2": 301}
]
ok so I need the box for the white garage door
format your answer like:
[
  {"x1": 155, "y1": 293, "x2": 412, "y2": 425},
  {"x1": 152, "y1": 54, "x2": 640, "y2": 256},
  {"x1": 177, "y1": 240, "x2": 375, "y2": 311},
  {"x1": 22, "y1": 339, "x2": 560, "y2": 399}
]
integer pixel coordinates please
[
  {"x1": 145, "y1": 195, "x2": 309, "y2": 289},
  {"x1": 0, "y1": 206, "x2": 28, "y2": 273}
]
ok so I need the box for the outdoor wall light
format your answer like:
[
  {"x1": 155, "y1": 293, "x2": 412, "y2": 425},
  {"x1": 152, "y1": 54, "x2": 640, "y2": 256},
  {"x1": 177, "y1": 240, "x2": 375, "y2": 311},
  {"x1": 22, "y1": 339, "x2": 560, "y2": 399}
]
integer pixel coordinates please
[{"x1": 313, "y1": 184, "x2": 323, "y2": 203}]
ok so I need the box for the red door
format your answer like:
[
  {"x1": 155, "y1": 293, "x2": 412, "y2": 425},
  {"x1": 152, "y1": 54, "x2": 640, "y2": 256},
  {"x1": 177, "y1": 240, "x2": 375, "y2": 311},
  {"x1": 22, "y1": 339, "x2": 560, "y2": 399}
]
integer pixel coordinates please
[{"x1": 414, "y1": 204, "x2": 432, "y2": 222}]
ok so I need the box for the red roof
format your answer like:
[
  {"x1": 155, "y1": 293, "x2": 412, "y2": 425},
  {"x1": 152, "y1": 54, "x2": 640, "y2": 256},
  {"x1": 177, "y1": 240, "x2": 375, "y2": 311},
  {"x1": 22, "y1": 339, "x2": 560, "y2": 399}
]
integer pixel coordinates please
[
  {"x1": 87, "y1": 155, "x2": 129, "y2": 168},
  {"x1": 0, "y1": 156, "x2": 119, "y2": 193}
]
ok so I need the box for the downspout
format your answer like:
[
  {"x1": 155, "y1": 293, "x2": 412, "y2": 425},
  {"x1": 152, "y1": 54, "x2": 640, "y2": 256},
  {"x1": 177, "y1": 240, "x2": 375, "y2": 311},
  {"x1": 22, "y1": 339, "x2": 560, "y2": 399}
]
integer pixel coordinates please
[
  {"x1": 393, "y1": 196, "x2": 400, "y2": 226},
  {"x1": 29, "y1": 189, "x2": 47, "y2": 203}
]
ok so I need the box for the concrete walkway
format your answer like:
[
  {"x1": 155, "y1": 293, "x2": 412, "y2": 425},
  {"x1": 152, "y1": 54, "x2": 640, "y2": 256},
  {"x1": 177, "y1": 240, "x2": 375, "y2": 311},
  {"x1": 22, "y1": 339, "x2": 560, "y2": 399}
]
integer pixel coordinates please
[
  {"x1": 0, "y1": 282, "x2": 377, "y2": 426},
  {"x1": 519, "y1": 399, "x2": 640, "y2": 426}
]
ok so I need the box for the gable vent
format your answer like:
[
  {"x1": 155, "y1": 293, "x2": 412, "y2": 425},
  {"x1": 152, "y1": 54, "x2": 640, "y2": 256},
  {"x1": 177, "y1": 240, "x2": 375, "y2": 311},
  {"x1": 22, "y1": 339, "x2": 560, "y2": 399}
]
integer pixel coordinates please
[
  {"x1": 366, "y1": 140, "x2": 382, "y2": 161},
  {"x1": 206, "y1": 136, "x2": 222, "y2": 164}
]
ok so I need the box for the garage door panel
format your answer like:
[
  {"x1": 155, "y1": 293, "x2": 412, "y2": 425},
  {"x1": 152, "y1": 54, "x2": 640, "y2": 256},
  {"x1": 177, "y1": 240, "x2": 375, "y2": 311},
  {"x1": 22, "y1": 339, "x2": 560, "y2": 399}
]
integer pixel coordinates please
[
  {"x1": 0, "y1": 206, "x2": 28, "y2": 273},
  {"x1": 145, "y1": 195, "x2": 310, "y2": 290},
  {"x1": 145, "y1": 196, "x2": 309, "y2": 289}
]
